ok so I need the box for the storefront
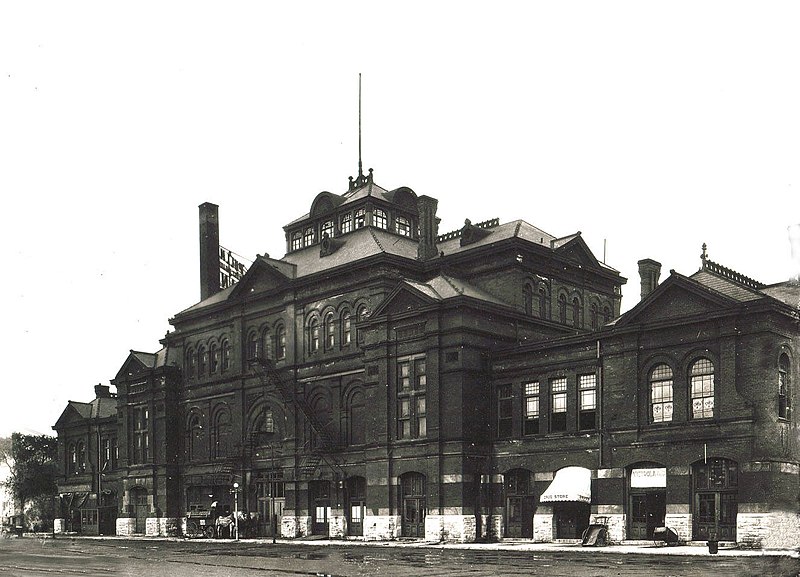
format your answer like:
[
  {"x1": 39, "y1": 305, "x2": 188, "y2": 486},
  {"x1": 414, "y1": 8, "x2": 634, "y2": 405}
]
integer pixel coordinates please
[{"x1": 539, "y1": 467, "x2": 591, "y2": 539}]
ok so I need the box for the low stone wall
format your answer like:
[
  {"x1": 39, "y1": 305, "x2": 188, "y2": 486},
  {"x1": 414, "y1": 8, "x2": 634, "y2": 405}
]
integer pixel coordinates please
[
  {"x1": 423, "y1": 515, "x2": 476, "y2": 543},
  {"x1": 363, "y1": 515, "x2": 400, "y2": 541}
]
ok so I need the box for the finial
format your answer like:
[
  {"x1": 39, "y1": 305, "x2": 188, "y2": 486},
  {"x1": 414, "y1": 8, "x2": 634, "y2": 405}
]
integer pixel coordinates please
[{"x1": 701, "y1": 243, "x2": 708, "y2": 262}]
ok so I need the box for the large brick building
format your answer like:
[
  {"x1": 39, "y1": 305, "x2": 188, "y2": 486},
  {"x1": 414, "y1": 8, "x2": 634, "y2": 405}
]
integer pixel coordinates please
[{"x1": 53, "y1": 168, "x2": 800, "y2": 547}]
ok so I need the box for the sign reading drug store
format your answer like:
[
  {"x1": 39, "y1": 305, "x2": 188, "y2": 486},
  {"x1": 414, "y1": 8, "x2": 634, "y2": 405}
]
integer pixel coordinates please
[{"x1": 630, "y1": 467, "x2": 667, "y2": 488}]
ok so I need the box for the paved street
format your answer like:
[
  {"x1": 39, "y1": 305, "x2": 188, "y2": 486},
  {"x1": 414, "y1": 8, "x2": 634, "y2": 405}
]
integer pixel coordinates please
[{"x1": 1, "y1": 535, "x2": 799, "y2": 577}]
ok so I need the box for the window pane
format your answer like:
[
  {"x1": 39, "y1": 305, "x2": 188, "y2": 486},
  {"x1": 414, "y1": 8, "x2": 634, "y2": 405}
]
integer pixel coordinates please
[
  {"x1": 551, "y1": 378, "x2": 567, "y2": 392},
  {"x1": 552, "y1": 392, "x2": 567, "y2": 413}
]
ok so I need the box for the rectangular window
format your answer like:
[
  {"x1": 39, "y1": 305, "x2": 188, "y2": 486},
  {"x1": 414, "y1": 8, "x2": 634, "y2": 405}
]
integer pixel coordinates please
[
  {"x1": 133, "y1": 407, "x2": 149, "y2": 464},
  {"x1": 523, "y1": 381, "x2": 540, "y2": 435},
  {"x1": 397, "y1": 356, "x2": 427, "y2": 439},
  {"x1": 498, "y1": 384, "x2": 513, "y2": 439},
  {"x1": 550, "y1": 377, "x2": 567, "y2": 432},
  {"x1": 691, "y1": 374, "x2": 714, "y2": 419},
  {"x1": 579, "y1": 374, "x2": 597, "y2": 431}
]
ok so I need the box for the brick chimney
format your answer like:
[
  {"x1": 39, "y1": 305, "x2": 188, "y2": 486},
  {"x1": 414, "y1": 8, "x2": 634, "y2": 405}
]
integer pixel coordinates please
[
  {"x1": 94, "y1": 383, "x2": 111, "y2": 398},
  {"x1": 417, "y1": 195, "x2": 440, "y2": 261},
  {"x1": 638, "y1": 258, "x2": 662, "y2": 300},
  {"x1": 199, "y1": 202, "x2": 220, "y2": 301}
]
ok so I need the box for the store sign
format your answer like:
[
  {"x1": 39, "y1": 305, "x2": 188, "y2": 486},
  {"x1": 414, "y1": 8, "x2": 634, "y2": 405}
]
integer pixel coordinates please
[
  {"x1": 630, "y1": 468, "x2": 667, "y2": 488},
  {"x1": 219, "y1": 246, "x2": 248, "y2": 289}
]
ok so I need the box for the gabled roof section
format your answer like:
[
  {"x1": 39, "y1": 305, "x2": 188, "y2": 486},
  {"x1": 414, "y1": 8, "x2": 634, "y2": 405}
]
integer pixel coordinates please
[
  {"x1": 760, "y1": 281, "x2": 800, "y2": 310},
  {"x1": 615, "y1": 272, "x2": 742, "y2": 328},
  {"x1": 437, "y1": 219, "x2": 555, "y2": 255},
  {"x1": 551, "y1": 234, "x2": 603, "y2": 271},
  {"x1": 285, "y1": 178, "x2": 397, "y2": 228},
  {"x1": 115, "y1": 349, "x2": 158, "y2": 381},
  {"x1": 229, "y1": 256, "x2": 295, "y2": 299},
  {"x1": 54, "y1": 396, "x2": 116, "y2": 429},
  {"x1": 372, "y1": 274, "x2": 508, "y2": 317}
]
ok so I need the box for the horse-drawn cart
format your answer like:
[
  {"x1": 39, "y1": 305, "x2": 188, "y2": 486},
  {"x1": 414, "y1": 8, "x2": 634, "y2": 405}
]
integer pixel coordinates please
[{"x1": 185, "y1": 511, "x2": 216, "y2": 539}]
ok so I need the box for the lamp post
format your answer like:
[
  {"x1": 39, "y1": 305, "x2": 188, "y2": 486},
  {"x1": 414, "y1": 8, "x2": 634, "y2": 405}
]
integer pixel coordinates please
[
  {"x1": 232, "y1": 482, "x2": 239, "y2": 541},
  {"x1": 269, "y1": 442, "x2": 276, "y2": 544}
]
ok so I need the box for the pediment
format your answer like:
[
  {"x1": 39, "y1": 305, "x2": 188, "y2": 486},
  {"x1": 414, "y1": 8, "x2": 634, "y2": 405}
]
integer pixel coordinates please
[
  {"x1": 230, "y1": 258, "x2": 292, "y2": 299},
  {"x1": 372, "y1": 285, "x2": 438, "y2": 318},
  {"x1": 54, "y1": 403, "x2": 89, "y2": 430},
  {"x1": 617, "y1": 276, "x2": 737, "y2": 327},
  {"x1": 114, "y1": 353, "x2": 151, "y2": 382},
  {"x1": 554, "y1": 236, "x2": 601, "y2": 270}
]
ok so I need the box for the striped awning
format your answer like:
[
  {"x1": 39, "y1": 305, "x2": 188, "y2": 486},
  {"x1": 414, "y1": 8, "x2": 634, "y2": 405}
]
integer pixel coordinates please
[{"x1": 539, "y1": 467, "x2": 591, "y2": 504}]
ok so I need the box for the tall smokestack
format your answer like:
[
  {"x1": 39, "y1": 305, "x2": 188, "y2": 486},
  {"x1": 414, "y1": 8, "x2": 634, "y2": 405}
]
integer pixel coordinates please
[
  {"x1": 789, "y1": 224, "x2": 800, "y2": 283},
  {"x1": 199, "y1": 202, "x2": 220, "y2": 301},
  {"x1": 417, "y1": 195, "x2": 440, "y2": 261},
  {"x1": 638, "y1": 258, "x2": 662, "y2": 300}
]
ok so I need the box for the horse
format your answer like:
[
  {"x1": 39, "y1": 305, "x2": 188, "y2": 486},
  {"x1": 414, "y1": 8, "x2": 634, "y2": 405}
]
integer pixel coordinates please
[{"x1": 214, "y1": 511, "x2": 247, "y2": 538}]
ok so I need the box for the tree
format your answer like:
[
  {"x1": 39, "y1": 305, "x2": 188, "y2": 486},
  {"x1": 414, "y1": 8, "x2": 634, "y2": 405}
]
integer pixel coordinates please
[{"x1": 8, "y1": 433, "x2": 57, "y2": 530}]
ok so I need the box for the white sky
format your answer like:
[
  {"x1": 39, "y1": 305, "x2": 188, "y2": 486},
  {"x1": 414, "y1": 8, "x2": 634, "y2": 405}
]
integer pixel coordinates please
[{"x1": 2, "y1": 2, "x2": 799, "y2": 438}]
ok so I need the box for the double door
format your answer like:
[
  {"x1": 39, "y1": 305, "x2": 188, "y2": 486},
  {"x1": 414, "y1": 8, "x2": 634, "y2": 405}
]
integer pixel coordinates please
[
  {"x1": 402, "y1": 497, "x2": 425, "y2": 537},
  {"x1": 694, "y1": 491, "x2": 736, "y2": 541},
  {"x1": 629, "y1": 491, "x2": 666, "y2": 540}
]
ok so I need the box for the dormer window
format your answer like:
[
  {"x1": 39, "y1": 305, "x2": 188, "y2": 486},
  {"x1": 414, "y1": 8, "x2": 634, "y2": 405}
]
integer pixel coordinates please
[
  {"x1": 354, "y1": 208, "x2": 366, "y2": 229},
  {"x1": 396, "y1": 216, "x2": 411, "y2": 237},
  {"x1": 321, "y1": 220, "x2": 334, "y2": 239},
  {"x1": 373, "y1": 208, "x2": 387, "y2": 230},
  {"x1": 341, "y1": 213, "x2": 353, "y2": 234},
  {"x1": 291, "y1": 232, "x2": 302, "y2": 251},
  {"x1": 303, "y1": 227, "x2": 316, "y2": 246}
]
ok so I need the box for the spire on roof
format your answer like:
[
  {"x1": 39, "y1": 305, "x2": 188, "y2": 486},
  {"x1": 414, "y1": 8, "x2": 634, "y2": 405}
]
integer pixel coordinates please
[
  {"x1": 348, "y1": 73, "x2": 374, "y2": 191},
  {"x1": 701, "y1": 242, "x2": 708, "y2": 265}
]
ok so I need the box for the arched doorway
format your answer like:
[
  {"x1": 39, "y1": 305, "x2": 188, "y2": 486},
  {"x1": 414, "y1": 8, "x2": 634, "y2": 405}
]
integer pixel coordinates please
[
  {"x1": 347, "y1": 476, "x2": 366, "y2": 536},
  {"x1": 256, "y1": 470, "x2": 284, "y2": 538},
  {"x1": 129, "y1": 487, "x2": 148, "y2": 534},
  {"x1": 504, "y1": 468, "x2": 534, "y2": 538},
  {"x1": 400, "y1": 472, "x2": 426, "y2": 537},
  {"x1": 692, "y1": 458, "x2": 738, "y2": 541}
]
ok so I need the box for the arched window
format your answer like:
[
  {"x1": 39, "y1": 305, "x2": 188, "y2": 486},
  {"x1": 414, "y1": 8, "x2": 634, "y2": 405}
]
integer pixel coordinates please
[
  {"x1": 321, "y1": 220, "x2": 334, "y2": 239},
  {"x1": 291, "y1": 231, "x2": 302, "y2": 251},
  {"x1": 538, "y1": 286, "x2": 549, "y2": 319},
  {"x1": 198, "y1": 346, "x2": 208, "y2": 376},
  {"x1": 690, "y1": 358, "x2": 715, "y2": 419},
  {"x1": 395, "y1": 215, "x2": 411, "y2": 237},
  {"x1": 590, "y1": 303, "x2": 599, "y2": 330},
  {"x1": 603, "y1": 305, "x2": 613, "y2": 324},
  {"x1": 210, "y1": 344, "x2": 219, "y2": 373},
  {"x1": 76, "y1": 441, "x2": 86, "y2": 473},
  {"x1": 650, "y1": 364, "x2": 674, "y2": 423},
  {"x1": 779, "y1": 354, "x2": 791, "y2": 419},
  {"x1": 188, "y1": 414, "x2": 203, "y2": 461},
  {"x1": 247, "y1": 332, "x2": 261, "y2": 361},
  {"x1": 309, "y1": 318, "x2": 320, "y2": 353},
  {"x1": 275, "y1": 325, "x2": 286, "y2": 360},
  {"x1": 354, "y1": 208, "x2": 366, "y2": 229},
  {"x1": 221, "y1": 339, "x2": 231, "y2": 371},
  {"x1": 324, "y1": 312, "x2": 335, "y2": 350},
  {"x1": 340, "y1": 213, "x2": 353, "y2": 234},
  {"x1": 186, "y1": 348, "x2": 196, "y2": 379},
  {"x1": 558, "y1": 294, "x2": 567, "y2": 324},
  {"x1": 303, "y1": 227, "x2": 316, "y2": 246},
  {"x1": 373, "y1": 208, "x2": 387, "y2": 229},
  {"x1": 347, "y1": 389, "x2": 366, "y2": 445},
  {"x1": 341, "y1": 311, "x2": 351, "y2": 346},
  {"x1": 523, "y1": 284, "x2": 533, "y2": 315},
  {"x1": 68, "y1": 443, "x2": 77, "y2": 474},
  {"x1": 213, "y1": 410, "x2": 231, "y2": 460},
  {"x1": 572, "y1": 297, "x2": 582, "y2": 328},
  {"x1": 356, "y1": 305, "x2": 368, "y2": 344}
]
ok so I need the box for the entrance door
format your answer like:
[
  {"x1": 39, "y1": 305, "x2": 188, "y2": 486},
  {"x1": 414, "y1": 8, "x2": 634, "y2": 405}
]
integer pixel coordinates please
[
  {"x1": 130, "y1": 488, "x2": 148, "y2": 534},
  {"x1": 554, "y1": 502, "x2": 590, "y2": 539},
  {"x1": 629, "y1": 491, "x2": 666, "y2": 539},
  {"x1": 309, "y1": 480, "x2": 330, "y2": 536},
  {"x1": 347, "y1": 476, "x2": 366, "y2": 537},
  {"x1": 400, "y1": 472, "x2": 426, "y2": 538},
  {"x1": 504, "y1": 469, "x2": 534, "y2": 538},
  {"x1": 256, "y1": 475, "x2": 285, "y2": 537},
  {"x1": 694, "y1": 492, "x2": 737, "y2": 541}
]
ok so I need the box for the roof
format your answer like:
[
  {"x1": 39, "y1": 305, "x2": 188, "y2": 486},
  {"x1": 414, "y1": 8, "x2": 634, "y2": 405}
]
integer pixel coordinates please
[
  {"x1": 760, "y1": 281, "x2": 800, "y2": 309},
  {"x1": 690, "y1": 270, "x2": 764, "y2": 302},
  {"x1": 285, "y1": 181, "x2": 394, "y2": 227},
  {"x1": 61, "y1": 396, "x2": 116, "y2": 424},
  {"x1": 437, "y1": 219, "x2": 555, "y2": 255}
]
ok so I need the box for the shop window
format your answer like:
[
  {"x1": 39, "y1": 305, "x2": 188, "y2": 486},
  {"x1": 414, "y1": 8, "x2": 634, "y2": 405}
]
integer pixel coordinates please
[
  {"x1": 498, "y1": 384, "x2": 513, "y2": 439},
  {"x1": 397, "y1": 356, "x2": 427, "y2": 439},
  {"x1": 523, "y1": 382, "x2": 540, "y2": 435},
  {"x1": 690, "y1": 358, "x2": 715, "y2": 419},
  {"x1": 779, "y1": 354, "x2": 790, "y2": 419},
  {"x1": 550, "y1": 377, "x2": 568, "y2": 432},
  {"x1": 396, "y1": 215, "x2": 411, "y2": 237},
  {"x1": 340, "y1": 213, "x2": 352, "y2": 234},
  {"x1": 579, "y1": 374, "x2": 596, "y2": 430},
  {"x1": 650, "y1": 364, "x2": 674, "y2": 423},
  {"x1": 373, "y1": 208, "x2": 387, "y2": 229}
]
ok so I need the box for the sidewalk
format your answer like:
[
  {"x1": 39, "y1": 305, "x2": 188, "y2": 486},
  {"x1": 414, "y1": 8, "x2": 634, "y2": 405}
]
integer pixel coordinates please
[{"x1": 45, "y1": 532, "x2": 800, "y2": 558}]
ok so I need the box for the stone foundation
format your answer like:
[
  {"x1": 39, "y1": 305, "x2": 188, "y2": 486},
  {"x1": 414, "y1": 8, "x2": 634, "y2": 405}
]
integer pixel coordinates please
[
  {"x1": 116, "y1": 517, "x2": 136, "y2": 536},
  {"x1": 738, "y1": 511, "x2": 800, "y2": 549},
  {"x1": 485, "y1": 514, "x2": 503, "y2": 541},
  {"x1": 533, "y1": 507, "x2": 553, "y2": 542},
  {"x1": 663, "y1": 513, "x2": 691, "y2": 543},
  {"x1": 590, "y1": 513, "x2": 625, "y2": 543},
  {"x1": 53, "y1": 518, "x2": 65, "y2": 535},
  {"x1": 329, "y1": 513, "x2": 346, "y2": 538},
  {"x1": 423, "y1": 515, "x2": 476, "y2": 543},
  {"x1": 363, "y1": 515, "x2": 401, "y2": 541}
]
